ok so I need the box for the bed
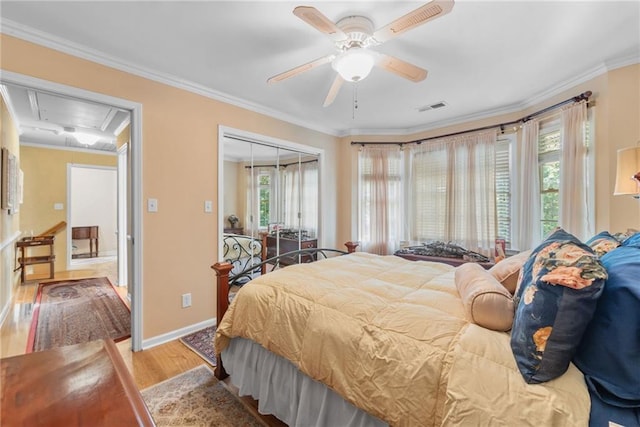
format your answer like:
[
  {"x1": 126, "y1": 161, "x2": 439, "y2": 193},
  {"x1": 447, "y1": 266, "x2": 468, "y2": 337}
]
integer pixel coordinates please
[
  {"x1": 221, "y1": 233, "x2": 267, "y2": 284},
  {"x1": 212, "y1": 243, "x2": 594, "y2": 426}
]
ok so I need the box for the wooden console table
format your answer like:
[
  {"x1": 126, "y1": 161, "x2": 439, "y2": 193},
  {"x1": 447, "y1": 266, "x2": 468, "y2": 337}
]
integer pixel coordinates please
[
  {"x1": 15, "y1": 236, "x2": 55, "y2": 284},
  {"x1": 1, "y1": 339, "x2": 155, "y2": 426},
  {"x1": 72, "y1": 225, "x2": 99, "y2": 258},
  {"x1": 224, "y1": 227, "x2": 244, "y2": 235}
]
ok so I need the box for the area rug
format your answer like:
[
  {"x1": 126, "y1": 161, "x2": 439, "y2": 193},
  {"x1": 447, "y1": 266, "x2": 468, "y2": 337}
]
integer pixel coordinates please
[
  {"x1": 26, "y1": 277, "x2": 130, "y2": 353},
  {"x1": 141, "y1": 364, "x2": 262, "y2": 427},
  {"x1": 180, "y1": 326, "x2": 217, "y2": 366}
]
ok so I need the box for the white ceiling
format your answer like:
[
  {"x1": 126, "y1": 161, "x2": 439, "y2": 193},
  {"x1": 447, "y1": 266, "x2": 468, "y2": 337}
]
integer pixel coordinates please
[
  {"x1": 1, "y1": 1, "x2": 639, "y2": 137},
  {"x1": 2, "y1": 84, "x2": 129, "y2": 152}
]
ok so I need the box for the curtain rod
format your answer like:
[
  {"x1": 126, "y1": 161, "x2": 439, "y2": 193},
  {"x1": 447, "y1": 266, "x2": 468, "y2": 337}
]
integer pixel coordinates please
[
  {"x1": 244, "y1": 159, "x2": 318, "y2": 169},
  {"x1": 351, "y1": 90, "x2": 592, "y2": 147}
]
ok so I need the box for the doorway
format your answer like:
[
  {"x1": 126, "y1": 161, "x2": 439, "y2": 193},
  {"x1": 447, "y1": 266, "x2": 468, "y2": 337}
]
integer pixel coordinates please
[
  {"x1": 67, "y1": 164, "x2": 118, "y2": 269},
  {"x1": 0, "y1": 70, "x2": 144, "y2": 351}
]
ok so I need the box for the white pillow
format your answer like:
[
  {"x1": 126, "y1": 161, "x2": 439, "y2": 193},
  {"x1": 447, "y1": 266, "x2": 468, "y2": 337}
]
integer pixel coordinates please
[{"x1": 455, "y1": 263, "x2": 515, "y2": 332}]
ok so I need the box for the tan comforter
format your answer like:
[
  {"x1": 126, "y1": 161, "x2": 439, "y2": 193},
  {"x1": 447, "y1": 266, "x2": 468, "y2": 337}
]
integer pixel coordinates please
[{"x1": 215, "y1": 252, "x2": 589, "y2": 426}]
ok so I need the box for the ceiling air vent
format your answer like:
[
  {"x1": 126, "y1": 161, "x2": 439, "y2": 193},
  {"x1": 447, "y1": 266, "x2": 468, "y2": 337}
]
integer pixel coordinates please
[{"x1": 418, "y1": 101, "x2": 447, "y2": 112}]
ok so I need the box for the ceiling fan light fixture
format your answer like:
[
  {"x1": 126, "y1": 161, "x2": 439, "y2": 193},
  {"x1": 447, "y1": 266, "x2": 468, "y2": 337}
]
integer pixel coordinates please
[
  {"x1": 332, "y1": 49, "x2": 374, "y2": 82},
  {"x1": 63, "y1": 127, "x2": 103, "y2": 146},
  {"x1": 72, "y1": 132, "x2": 101, "y2": 146}
]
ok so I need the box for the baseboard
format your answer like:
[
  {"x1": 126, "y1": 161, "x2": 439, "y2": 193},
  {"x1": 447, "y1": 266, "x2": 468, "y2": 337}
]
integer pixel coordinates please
[{"x1": 141, "y1": 317, "x2": 216, "y2": 350}]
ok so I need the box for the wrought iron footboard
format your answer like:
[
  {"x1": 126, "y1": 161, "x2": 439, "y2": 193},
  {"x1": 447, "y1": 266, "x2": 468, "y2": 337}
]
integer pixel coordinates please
[
  {"x1": 228, "y1": 247, "x2": 349, "y2": 287},
  {"x1": 222, "y1": 234, "x2": 264, "y2": 283}
]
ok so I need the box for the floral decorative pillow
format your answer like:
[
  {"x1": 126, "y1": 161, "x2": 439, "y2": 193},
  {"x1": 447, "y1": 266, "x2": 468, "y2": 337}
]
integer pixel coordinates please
[
  {"x1": 585, "y1": 231, "x2": 620, "y2": 257},
  {"x1": 511, "y1": 228, "x2": 608, "y2": 384}
]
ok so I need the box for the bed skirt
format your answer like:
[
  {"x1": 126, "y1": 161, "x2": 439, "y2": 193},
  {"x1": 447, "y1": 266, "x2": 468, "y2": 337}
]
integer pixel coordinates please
[{"x1": 222, "y1": 337, "x2": 387, "y2": 427}]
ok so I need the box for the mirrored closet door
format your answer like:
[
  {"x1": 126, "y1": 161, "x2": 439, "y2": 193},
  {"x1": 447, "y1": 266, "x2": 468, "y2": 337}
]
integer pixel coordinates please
[{"x1": 221, "y1": 134, "x2": 320, "y2": 268}]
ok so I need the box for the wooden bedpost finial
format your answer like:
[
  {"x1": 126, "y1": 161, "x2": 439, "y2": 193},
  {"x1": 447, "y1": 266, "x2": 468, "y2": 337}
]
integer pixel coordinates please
[
  {"x1": 211, "y1": 261, "x2": 233, "y2": 380},
  {"x1": 345, "y1": 241, "x2": 359, "y2": 253}
]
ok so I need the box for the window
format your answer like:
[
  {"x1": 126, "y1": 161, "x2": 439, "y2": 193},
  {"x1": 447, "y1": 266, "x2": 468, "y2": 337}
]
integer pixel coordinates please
[
  {"x1": 358, "y1": 147, "x2": 403, "y2": 254},
  {"x1": 536, "y1": 112, "x2": 592, "y2": 239},
  {"x1": 495, "y1": 137, "x2": 512, "y2": 246},
  {"x1": 538, "y1": 128, "x2": 561, "y2": 237},
  {"x1": 258, "y1": 172, "x2": 271, "y2": 228}
]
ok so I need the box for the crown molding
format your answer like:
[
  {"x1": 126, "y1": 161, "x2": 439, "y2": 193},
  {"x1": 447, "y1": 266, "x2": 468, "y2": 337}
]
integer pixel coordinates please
[
  {"x1": 348, "y1": 54, "x2": 640, "y2": 138},
  {"x1": 0, "y1": 18, "x2": 342, "y2": 137},
  {"x1": 2, "y1": 18, "x2": 638, "y2": 140},
  {"x1": 20, "y1": 140, "x2": 117, "y2": 156}
]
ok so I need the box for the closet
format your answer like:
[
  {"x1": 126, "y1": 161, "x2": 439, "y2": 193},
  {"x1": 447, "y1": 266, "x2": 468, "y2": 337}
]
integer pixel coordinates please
[{"x1": 221, "y1": 132, "x2": 320, "y2": 263}]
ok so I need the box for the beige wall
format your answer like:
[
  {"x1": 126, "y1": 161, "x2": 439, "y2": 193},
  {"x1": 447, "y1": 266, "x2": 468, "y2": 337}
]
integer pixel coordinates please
[
  {"x1": 223, "y1": 160, "x2": 239, "y2": 227},
  {"x1": 0, "y1": 96, "x2": 21, "y2": 321},
  {"x1": 0, "y1": 34, "x2": 340, "y2": 339},
  {"x1": 20, "y1": 146, "x2": 118, "y2": 274},
  {"x1": 3, "y1": 32, "x2": 638, "y2": 340},
  {"x1": 336, "y1": 63, "x2": 640, "y2": 246}
]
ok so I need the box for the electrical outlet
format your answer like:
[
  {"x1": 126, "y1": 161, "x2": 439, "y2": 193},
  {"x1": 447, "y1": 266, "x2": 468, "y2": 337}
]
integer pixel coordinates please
[{"x1": 182, "y1": 293, "x2": 192, "y2": 308}]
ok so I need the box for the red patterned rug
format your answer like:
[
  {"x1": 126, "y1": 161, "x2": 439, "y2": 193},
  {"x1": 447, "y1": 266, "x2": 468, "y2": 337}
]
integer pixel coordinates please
[
  {"x1": 179, "y1": 326, "x2": 216, "y2": 366},
  {"x1": 26, "y1": 277, "x2": 131, "y2": 353}
]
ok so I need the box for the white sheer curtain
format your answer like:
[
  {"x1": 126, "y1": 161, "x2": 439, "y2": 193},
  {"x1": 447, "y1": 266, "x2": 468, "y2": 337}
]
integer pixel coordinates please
[
  {"x1": 513, "y1": 120, "x2": 541, "y2": 250},
  {"x1": 559, "y1": 100, "x2": 590, "y2": 240},
  {"x1": 282, "y1": 161, "x2": 318, "y2": 237},
  {"x1": 358, "y1": 145, "x2": 403, "y2": 255},
  {"x1": 411, "y1": 130, "x2": 497, "y2": 258},
  {"x1": 448, "y1": 131, "x2": 498, "y2": 257}
]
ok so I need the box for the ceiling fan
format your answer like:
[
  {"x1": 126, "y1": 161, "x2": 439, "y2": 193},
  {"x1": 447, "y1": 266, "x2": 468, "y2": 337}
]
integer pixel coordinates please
[{"x1": 267, "y1": 0, "x2": 455, "y2": 107}]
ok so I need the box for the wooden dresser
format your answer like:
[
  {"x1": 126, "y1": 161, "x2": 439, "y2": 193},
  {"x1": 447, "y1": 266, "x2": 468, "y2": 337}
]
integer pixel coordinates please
[
  {"x1": 1, "y1": 339, "x2": 154, "y2": 426},
  {"x1": 266, "y1": 236, "x2": 317, "y2": 266}
]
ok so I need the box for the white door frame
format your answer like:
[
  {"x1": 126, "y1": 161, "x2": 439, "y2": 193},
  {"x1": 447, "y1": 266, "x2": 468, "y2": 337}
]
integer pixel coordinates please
[
  {"x1": 117, "y1": 144, "x2": 128, "y2": 290},
  {"x1": 1, "y1": 70, "x2": 144, "y2": 351}
]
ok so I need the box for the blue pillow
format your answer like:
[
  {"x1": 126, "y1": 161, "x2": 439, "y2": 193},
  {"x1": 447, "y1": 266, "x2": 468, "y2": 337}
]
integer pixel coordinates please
[
  {"x1": 573, "y1": 245, "x2": 640, "y2": 409},
  {"x1": 511, "y1": 228, "x2": 608, "y2": 384},
  {"x1": 622, "y1": 232, "x2": 640, "y2": 247},
  {"x1": 585, "y1": 231, "x2": 620, "y2": 257}
]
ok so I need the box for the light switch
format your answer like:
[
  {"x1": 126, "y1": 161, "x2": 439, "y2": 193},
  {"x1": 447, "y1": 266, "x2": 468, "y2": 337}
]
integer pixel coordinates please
[
  {"x1": 147, "y1": 198, "x2": 158, "y2": 213},
  {"x1": 53, "y1": 203, "x2": 64, "y2": 210},
  {"x1": 204, "y1": 200, "x2": 213, "y2": 213}
]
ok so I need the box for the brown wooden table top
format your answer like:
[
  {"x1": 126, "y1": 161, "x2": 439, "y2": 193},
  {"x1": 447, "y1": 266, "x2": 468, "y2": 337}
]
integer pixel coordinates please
[{"x1": 1, "y1": 339, "x2": 154, "y2": 427}]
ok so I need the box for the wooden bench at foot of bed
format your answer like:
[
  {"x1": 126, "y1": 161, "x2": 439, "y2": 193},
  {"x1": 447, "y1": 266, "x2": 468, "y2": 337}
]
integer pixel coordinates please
[{"x1": 211, "y1": 241, "x2": 359, "y2": 380}]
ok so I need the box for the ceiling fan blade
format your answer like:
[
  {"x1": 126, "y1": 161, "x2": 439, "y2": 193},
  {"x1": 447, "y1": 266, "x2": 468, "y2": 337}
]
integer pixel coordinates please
[
  {"x1": 267, "y1": 55, "x2": 335, "y2": 84},
  {"x1": 377, "y1": 54, "x2": 428, "y2": 82},
  {"x1": 293, "y1": 6, "x2": 347, "y2": 42},
  {"x1": 373, "y1": 0, "x2": 455, "y2": 43},
  {"x1": 323, "y1": 75, "x2": 344, "y2": 107}
]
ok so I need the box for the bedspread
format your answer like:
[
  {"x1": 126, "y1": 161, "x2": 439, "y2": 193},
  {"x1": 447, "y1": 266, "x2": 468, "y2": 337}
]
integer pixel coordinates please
[{"x1": 215, "y1": 252, "x2": 589, "y2": 426}]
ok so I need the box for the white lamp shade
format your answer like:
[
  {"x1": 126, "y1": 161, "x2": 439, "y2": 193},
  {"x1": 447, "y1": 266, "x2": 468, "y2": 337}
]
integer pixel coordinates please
[
  {"x1": 614, "y1": 146, "x2": 640, "y2": 195},
  {"x1": 332, "y1": 49, "x2": 374, "y2": 82}
]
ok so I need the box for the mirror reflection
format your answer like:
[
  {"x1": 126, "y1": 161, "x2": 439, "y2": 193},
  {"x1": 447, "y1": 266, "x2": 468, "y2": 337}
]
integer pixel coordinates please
[{"x1": 222, "y1": 137, "x2": 319, "y2": 275}]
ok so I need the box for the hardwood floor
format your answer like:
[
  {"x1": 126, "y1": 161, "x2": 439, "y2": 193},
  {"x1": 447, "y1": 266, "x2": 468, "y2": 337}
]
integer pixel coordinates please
[{"x1": 1, "y1": 261, "x2": 286, "y2": 427}]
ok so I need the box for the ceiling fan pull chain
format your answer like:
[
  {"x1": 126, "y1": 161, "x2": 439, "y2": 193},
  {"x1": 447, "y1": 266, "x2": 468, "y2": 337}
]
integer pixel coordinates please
[{"x1": 352, "y1": 84, "x2": 359, "y2": 120}]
